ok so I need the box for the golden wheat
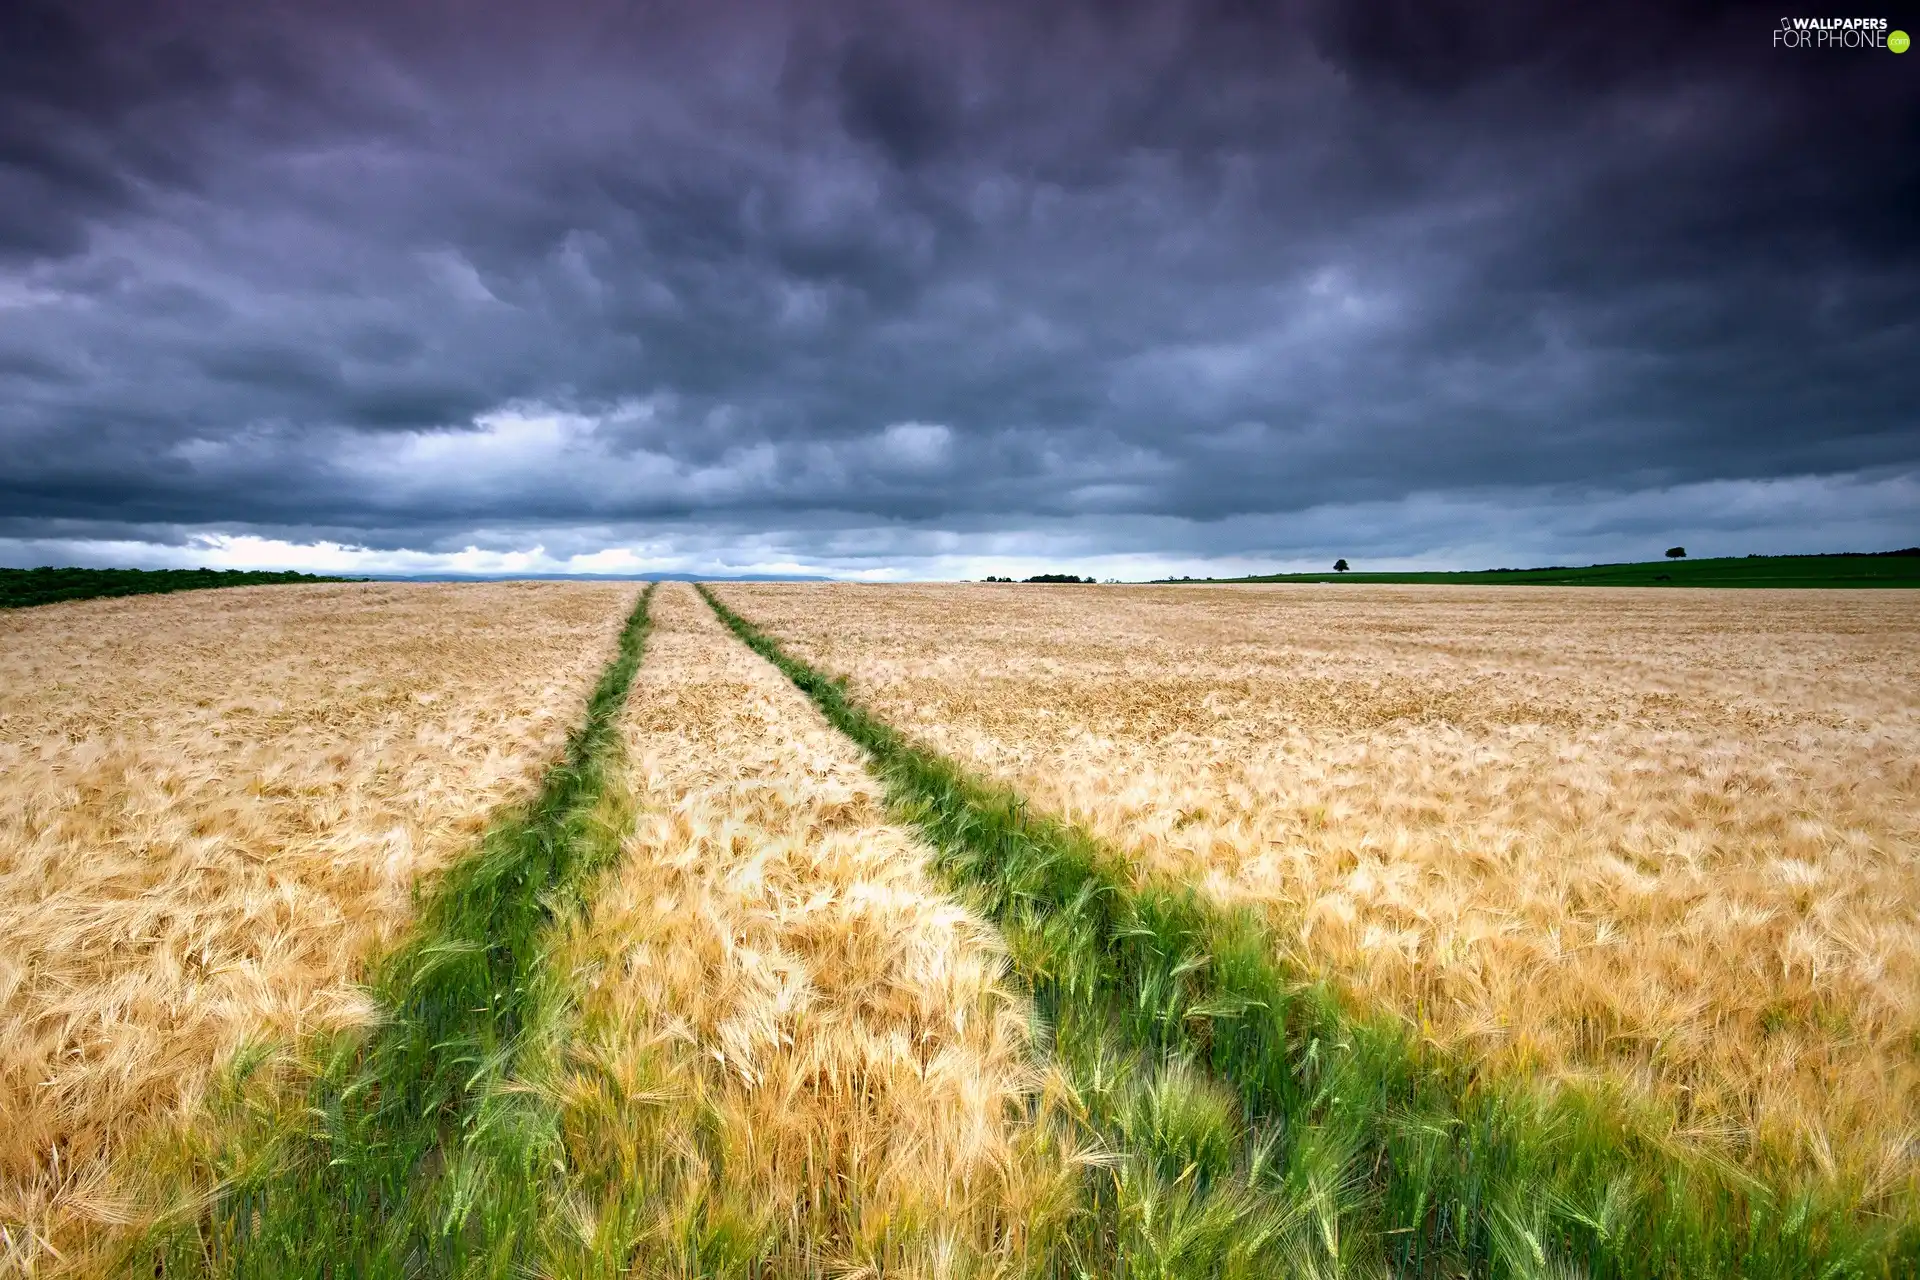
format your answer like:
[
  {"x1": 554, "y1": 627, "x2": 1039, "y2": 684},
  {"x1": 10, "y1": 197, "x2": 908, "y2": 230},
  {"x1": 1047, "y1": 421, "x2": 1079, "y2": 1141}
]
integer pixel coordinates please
[
  {"x1": 0, "y1": 581, "x2": 635, "y2": 1273},
  {"x1": 546, "y1": 584, "x2": 1077, "y2": 1277},
  {"x1": 719, "y1": 582, "x2": 1920, "y2": 1199}
]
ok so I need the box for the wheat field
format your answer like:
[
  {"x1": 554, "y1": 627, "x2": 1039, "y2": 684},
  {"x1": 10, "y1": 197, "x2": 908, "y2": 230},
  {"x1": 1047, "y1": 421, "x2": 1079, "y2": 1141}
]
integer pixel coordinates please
[
  {"x1": 0, "y1": 581, "x2": 635, "y2": 1272},
  {"x1": 545, "y1": 583, "x2": 1073, "y2": 1276},
  {"x1": 719, "y1": 582, "x2": 1920, "y2": 1202},
  {"x1": 8, "y1": 576, "x2": 1913, "y2": 1275}
]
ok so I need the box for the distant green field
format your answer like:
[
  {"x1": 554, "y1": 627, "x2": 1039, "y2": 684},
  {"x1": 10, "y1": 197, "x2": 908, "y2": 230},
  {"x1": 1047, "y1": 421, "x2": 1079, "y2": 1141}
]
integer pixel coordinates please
[
  {"x1": 1169, "y1": 550, "x2": 1920, "y2": 588},
  {"x1": 1, "y1": 566, "x2": 353, "y2": 609}
]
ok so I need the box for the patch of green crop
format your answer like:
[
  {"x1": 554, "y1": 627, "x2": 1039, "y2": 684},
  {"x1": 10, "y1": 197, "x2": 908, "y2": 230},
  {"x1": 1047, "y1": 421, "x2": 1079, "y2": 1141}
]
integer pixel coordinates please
[
  {"x1": 1173, "y1": 550, "x2": 1920, "y2": 589},
  {"x1": 701, "y1": 584, "x2": 1920, "y2": 1280},
  {"x1": 0, "y1": 566, "x2": 355, "y2": 608},
  {"x1": 141, "y1": 586, "x2": 655, "y2": 1279}
]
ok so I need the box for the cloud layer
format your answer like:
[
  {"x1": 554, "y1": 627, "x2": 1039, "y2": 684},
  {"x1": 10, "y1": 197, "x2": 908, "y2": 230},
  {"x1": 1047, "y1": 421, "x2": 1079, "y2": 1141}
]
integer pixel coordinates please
[{"x1": 3, "y1": 0, "x2": 1916, "y2": 576}]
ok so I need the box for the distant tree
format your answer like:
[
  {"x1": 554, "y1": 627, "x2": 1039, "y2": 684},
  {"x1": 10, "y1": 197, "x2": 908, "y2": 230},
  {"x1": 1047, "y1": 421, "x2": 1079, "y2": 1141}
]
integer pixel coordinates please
[
  {"x1": 1665, "y1": 546, "x2": 1687, "y2": 559},
  {"x1": 1334, "y1": 559, "x2": 1350, "y2": 572}
]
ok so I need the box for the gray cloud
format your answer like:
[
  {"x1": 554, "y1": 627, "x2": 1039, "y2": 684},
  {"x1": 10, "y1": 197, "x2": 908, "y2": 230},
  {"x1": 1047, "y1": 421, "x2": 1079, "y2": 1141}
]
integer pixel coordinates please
[{"x1": 1, "y1": 0, "x2": 1916, "y2": 575}]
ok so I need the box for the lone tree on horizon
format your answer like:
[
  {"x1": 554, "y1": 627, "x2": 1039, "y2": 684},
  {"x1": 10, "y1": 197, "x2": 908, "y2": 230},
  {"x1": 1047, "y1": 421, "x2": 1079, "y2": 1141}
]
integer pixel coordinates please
[
  {"x1": 1666, "y1": 546, "x2": 1687, "y2": 559},
  {"x1": 1334, "y1": 559, "x2": 1350, "y2": 572}
]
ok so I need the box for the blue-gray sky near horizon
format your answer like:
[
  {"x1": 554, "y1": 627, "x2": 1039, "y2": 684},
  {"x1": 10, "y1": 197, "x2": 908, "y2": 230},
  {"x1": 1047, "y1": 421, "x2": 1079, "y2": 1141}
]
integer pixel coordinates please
[{"x1": 3, "y1": 0, "x2": 1916, "y2": 580}]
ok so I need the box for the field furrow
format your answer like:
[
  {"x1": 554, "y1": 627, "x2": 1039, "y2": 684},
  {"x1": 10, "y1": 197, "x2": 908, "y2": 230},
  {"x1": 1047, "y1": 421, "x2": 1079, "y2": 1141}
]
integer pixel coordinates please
[
  {"x1": 0, "y1": 582, "x2": 638, "y2": 1275},
  {"x1": 150, "y1": 584, "x2": 655, "y2": 1278},
  {"x1": 543, "y1": 584, "x2": 1066, "y2": 1276},
  {"x1": 716, "y1": 584, "x2": 1920, "y2": 1193},
  {"x1": 712, "y1": 582, "x2": 1920, "y2": 1278}
]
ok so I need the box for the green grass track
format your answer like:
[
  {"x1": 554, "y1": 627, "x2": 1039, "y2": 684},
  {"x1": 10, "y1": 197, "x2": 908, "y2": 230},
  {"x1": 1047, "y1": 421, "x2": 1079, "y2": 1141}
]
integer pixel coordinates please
[
  {"x1": 700, "y1": 584, "x2": 1920, "y2": 1280},
  {"x1": 143, "y1": 584, "x2": 655, "y2": 1279}
]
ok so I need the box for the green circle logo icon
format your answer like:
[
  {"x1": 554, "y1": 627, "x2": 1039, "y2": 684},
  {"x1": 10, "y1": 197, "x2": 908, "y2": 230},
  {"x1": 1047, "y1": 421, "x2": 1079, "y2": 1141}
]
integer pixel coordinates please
[{"x1": 1893, "y1": 29, "x2": 1911, "y2": 52}]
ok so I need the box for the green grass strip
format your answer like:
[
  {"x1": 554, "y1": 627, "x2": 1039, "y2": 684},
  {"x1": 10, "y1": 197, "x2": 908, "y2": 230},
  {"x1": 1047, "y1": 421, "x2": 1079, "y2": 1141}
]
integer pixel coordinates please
[
  {"x1": 1, "y1": 566, "x2": 354, "y2": 609},
  {"x1": 1158, "y1": 549, "x2": 1920, "y2": 589},
  {"x1": 147, "y1": 584, "x2": 655, "y2": 1279},
  {"x1": 700, "y1": 584, "x2": 1919, "y2": 1280}
]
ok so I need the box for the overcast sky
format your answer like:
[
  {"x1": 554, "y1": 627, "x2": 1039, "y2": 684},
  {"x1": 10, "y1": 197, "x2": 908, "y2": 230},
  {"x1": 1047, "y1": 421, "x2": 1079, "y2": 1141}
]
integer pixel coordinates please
[{"x1": 3, "y1": 1, "x2": 1916, "y2": 579}]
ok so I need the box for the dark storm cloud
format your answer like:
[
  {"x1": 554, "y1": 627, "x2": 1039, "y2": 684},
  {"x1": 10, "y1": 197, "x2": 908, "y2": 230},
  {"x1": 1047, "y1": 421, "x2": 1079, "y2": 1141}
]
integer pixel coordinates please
[{"x1": 1, "y1": 0, "x2": 1916, "y2": 573}]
